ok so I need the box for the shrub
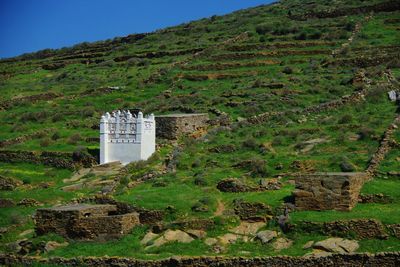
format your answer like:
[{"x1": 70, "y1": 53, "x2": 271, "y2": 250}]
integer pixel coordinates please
[
  {"x1": 358, "y1": 127, "x2": 374, "y2": 140},
  {"x1": 338, "y1": 114, "x2": 353, "y2": 124},
  {"x1": 194, "y1": 176, "x2": 208, "y2": 186},
  {"x1": 81, "y1": 106, "x2": 95, "y2": 118},
  {"x1": 191, "y1": 159, "x2": 201, "y2": 168},
  {"x1": 339, "y1": 157, "x2": 356, "y2": 172},
  {"x1": 242, "y1": 137, "x2": 258, "y2": 150},
  {"x1": 22, "y1": 178, "x2": 31, "y2": 184},
  {"x1": 51, "y1": 113, "x2": 64, "y2": 122},
  {"x1": 282, "y1": 66, "x2": 293, "y2": 74},
  {"x1": 272, "y1": 136, "x2": 284, "y2": 146},
  {"x1": 51, "y1": 132, "x2": 61, "y2": 141},
  {"x1": 255, "y1": 23, "x2": 272, "y2": 35},
  {"x1": 68, "y1": 133, "x2": 82, "y2": 145},
  {"x1": 40, "y1": 138, "x2": 51, "y2": 147}
]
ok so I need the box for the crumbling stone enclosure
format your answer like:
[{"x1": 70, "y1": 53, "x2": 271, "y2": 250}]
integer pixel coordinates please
[
  {"x1": 34, "y1": 204, "x2": 139, "y2": 240},
  {"x1": 294, "y1": 172, "x2": 366, "y2": 211},
  {"x1": 155, "y1": 113, "x2": 209, "y2": 139}
]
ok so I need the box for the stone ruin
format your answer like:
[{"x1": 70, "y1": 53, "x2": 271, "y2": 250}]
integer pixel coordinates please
[
  {"x1": 155, "y1": 113, "x2": 209, "y2": 140},
  {"x1": 34, "y1": 204, "x2": 139, "y2": 241},
  {"x1": 293, "y1": 172, "x2": 367, "y2": 211}
]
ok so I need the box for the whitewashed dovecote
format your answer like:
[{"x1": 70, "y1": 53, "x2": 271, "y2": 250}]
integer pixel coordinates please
[{"x1": 100, "y1": 110, "x2": 155, "y2": 165}]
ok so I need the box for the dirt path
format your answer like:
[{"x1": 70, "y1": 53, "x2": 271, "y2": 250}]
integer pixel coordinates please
[{"x1": 214, "y1": 199, "x2": 225, "y2": 216}]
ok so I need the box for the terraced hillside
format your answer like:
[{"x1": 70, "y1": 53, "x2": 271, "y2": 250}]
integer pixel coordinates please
[{"x1": 1, "y1": 0, "x2": 400, "y2": 261}]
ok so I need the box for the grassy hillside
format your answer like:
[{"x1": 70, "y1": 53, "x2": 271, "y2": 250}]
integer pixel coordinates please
[{"x1": 0, "y1": 0, "x2": 400, "y2": 260}]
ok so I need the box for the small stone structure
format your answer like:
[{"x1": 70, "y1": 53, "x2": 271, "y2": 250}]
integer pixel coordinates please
[
  {"x1": 100, "y1": 110, "x2": 155, "y2": 165},
  {"x1": 293, "y1": 172, "x2": 366, "y2": 211},
  {"x1": 34, "y1": 204, "x2": 139, "y2": 240},
  {"x1": 155, "y1": 113, "x2": 209, "y2": 139}
]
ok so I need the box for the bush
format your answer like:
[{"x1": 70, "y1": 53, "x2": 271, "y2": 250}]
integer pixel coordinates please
[
  {"x1": 339, "y1": 157, "x2": 356, "y2": 172},
  {"x1": 282, "y1": 66, "x2": 293, "y2": 74},
  {"x1": 40, "y1": 138, "x2": 51, "y2": 147},
  {"x1": 338, "y1": 114, "x2": 353, "y2": 124},
  {"x1": 22, "y1": 178, "x2": 31, "y2": 184},
  {"x1": 358, "y1": 127, "x2": 374, "y2": 140},
  {"x1": 51, "y1": 113, "x2": 64, "y2": 122},
  {"x1": 51, "y1": 132, "x2": 61, "y2": 141},
  {"x1": 68, "y1": 133, "x2": 82, "y2": 145},
  {"x1": 242, "y1": 137, "x2": 259, "y2": 150},
  {"x1": 194, "y1": 176, "x2": 208, "y2": 186},
  {"x1": 81, "y1": 106, "x2": 95, "y2": 118},
  {"x1": 255, "y1": 23, "x2": 273, "y2": 35}
]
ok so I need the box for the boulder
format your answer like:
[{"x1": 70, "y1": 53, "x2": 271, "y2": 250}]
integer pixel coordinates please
[
  {"x1": 18, "y1": 229, "x2": 34, "y2": 237},
  {"x1": 272, "y1": 238, "x2": 293, "y2": 251},
  {"x1": 313, "y1": 237, "x2": 359, "y2": 253},
  {"x1": 230, "y1": 221, "x2": 265, "y2": 236},
  {"x1": 303, "y1": 240, "x2": 314, "y2": 249},
  {"x1": 140, "y1": 232, "x2": 159, "y2": 245},
  {"x1": 43, "y1": 241, "x2": 69, "y2": 252},
  {"x1": 204, "y1": 237, "x2": 218, "y2": 246},
  {"x1": 218, "y1": 233, "x2": 239, "y2": 245},
  {"x1": 186, "y1": 229, "x2": 206, "y2": 239},
  {"x1": 256, "y1": 230, "x2": 278, "y2": 244},
  {"x1": 148, "y1": 230, "x2": 194, "y2": 248}
]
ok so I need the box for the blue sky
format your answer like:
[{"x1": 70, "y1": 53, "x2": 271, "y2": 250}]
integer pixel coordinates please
[{"x1": 0, "y1": 0, "x2": 274, "y2": 59}]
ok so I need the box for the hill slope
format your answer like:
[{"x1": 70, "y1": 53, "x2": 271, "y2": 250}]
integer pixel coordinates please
[{"x1": 0, "y1": 0, "x2": 400, "y2": 260}]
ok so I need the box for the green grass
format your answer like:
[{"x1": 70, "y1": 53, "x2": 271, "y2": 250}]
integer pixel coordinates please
[{"x1": 0, "y1": 0, "x2": 399, "y2": 260}]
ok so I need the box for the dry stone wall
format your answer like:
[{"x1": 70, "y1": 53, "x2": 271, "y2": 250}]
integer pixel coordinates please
[
  {"x1": 293, "y1": 172, "x2": 366, "y2": 211},
  {"x1": 0, "y1": 150, "x2": 96, "y2": 169},
  {"x1": 1, "y1": 252, "x2": 400, "y2": 267},
  {"x1": 296, "y1": 219, "x2": 388, "y2": 239}
]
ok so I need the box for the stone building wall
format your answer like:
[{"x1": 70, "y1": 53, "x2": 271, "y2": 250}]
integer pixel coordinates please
[
  {"x1": 155, "y1": 113, "x2": 209, "y2": 139},
  {"x1": 34, "y1": 204, "x2": 139, "y2": 240},
  {"x1": 293, "y1": 172, "x2": 366, "y2": 211}
]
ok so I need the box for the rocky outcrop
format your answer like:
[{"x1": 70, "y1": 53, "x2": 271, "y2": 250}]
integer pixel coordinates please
[
  {"x1": 313, "y1": 238, "x2": 359, "y2": 253},
  {"x1": 294, "y1": 172, "x2": 366, "y2": 211},
  {"x1": 2, "y1": 252, "x2": 400, "y2": 266}
]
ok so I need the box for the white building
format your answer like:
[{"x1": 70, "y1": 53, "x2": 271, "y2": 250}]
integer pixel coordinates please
[{"x1": 100, "y1": 110, "x2": 155, "y2": 165}]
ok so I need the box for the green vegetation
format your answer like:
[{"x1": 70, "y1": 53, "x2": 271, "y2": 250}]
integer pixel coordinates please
[{"x1": 0, "y1": 0, "x2": 399, "y2": 261}]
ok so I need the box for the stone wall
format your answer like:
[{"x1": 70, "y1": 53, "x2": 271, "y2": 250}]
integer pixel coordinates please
[
  {"x1": 1, "y1": 252, "x2": 400, "y2": 267},
  {"x1": 34, "y1": 204, "x2": 139, "y2": 240},
  {"x1": 295, "y1": 219, "x2": 388, "y2": 239},
  {"x1": 293, "y1": 172, "x2": 366, "y2": 211},
  {"x1": 0, "y1": 150, "x2": 96, "y2": 170},
  {"x1": 155, "y1": 113, "x2": 209, "y2": 139}
]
